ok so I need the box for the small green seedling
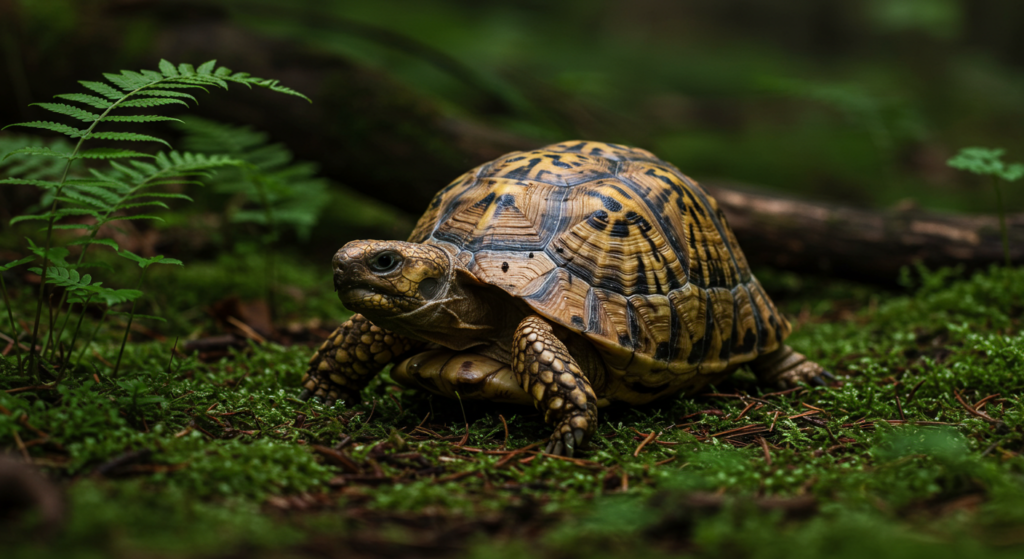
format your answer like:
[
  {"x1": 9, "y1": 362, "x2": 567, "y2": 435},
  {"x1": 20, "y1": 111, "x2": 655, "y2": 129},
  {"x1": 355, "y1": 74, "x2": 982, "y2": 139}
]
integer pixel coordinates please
[{"x1": 947, "y1": 147, "x2": 1023, "y2": 266}]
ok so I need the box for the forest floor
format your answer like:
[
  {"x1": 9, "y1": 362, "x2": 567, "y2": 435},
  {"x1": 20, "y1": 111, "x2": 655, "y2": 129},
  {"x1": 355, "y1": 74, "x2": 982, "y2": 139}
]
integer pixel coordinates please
[{"x1": 3, "y1": 256, "x2": 1024, "y2": 559}]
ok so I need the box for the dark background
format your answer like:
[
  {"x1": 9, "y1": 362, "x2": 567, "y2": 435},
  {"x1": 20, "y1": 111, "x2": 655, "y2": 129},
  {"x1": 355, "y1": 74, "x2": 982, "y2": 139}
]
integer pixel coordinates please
[{"x1": 2, "y1": 0, "x2": 1023, "y2": 247}]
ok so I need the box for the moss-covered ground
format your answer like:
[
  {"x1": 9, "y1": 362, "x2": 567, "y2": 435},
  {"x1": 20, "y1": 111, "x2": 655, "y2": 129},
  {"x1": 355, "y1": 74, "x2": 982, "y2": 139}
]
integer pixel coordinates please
[{"x1": 3, "y1": 257, "x2": 1024, "y2": 559}]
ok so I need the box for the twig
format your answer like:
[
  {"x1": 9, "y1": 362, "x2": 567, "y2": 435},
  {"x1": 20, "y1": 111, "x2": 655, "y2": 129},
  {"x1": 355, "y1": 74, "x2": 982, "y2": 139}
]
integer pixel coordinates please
[
  {"x1": 709, "y1": 424, "x2": 766, "y2": 438},
  {"x1": 454, "y1": 391, "x2": 469, "y2": 446},
  {"x1": 498, "y1": 414, "x2": 509, "y2": 449},
  {"x1": 226, "y1": 315, "x2": 267, "y2": 344},
  {"x1": 4, "y1": 385, "x2": 56, "y2": 395},
  {"x1": 906, "y1": 378, "x2": 928, "y2": 402},
  {"x1": 953, "y1": 389, "x2": 1002, "y2": 424},
  {"x1": 387, "y1": 392, "x2": 403, "y2": 415},
  {"x1": 364, "y1": 399, "x2": 377, "y2": 425},
  {"x1": 494, "y1": 442, "x2": 542, "y2": 468},
  {"x1": 973, "y1": 393, "x2": 1000, "y2": 410},
  {"x1": 762, "y1": 386, "x2": 804, "y2": 398},
  {"x1": 894, "y1": 385, "x2": 906, "y2": 421},
  {"x1": 11, "y1": 428, "x2": 30, "y2": 462},
  {"x1": 633, "y1": 430, "x2": 658, "y2": 457},
  {"x1": 758, "y1": 436, "x2": 772, "y2": 466},
  {"x1": 166, "y1": 337, "x2": 179, "y2": 376},
  {"x1": 734, "y1": 401, "x2": 758, "y2": 421}
]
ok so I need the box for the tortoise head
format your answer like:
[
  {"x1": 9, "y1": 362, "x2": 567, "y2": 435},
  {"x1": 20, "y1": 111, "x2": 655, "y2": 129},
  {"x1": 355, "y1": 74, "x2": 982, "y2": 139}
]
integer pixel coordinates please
[{"x1": 332, "y1": 240, "x2": 452, "y2": 318}]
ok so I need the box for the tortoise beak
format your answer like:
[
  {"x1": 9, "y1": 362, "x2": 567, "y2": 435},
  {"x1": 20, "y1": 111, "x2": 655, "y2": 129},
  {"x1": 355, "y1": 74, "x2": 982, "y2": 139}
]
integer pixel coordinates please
[{"x1": 332, "y1": 250, "x2": 361, "y2": 293}]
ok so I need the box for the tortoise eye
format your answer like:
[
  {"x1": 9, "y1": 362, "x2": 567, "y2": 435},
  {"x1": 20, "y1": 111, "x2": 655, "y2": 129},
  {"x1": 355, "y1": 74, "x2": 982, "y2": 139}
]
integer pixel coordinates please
[{"x1": 369, "y1": 251, "x2": 402, "y2": 273}]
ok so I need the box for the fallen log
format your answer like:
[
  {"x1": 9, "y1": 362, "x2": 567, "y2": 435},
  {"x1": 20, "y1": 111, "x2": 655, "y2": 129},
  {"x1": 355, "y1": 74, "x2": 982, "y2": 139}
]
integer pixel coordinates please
[{"x1": 706, "y1": 182, "x2": 1023, "y2": 282}]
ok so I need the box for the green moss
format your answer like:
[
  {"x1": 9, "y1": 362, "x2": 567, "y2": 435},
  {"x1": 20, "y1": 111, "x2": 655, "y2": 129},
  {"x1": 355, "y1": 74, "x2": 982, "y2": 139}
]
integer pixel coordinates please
[{"x1": 4, "y1": 264, "x2": 1024, "y2": 557}]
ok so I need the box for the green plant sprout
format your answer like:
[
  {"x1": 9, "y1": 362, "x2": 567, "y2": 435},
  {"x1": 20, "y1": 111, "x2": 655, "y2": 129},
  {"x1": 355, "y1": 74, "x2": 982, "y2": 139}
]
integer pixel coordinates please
[
  {"x1": 1, "y1": 59, "x2": 307, "y2": 379},
  {"x1": 947, "y1": 147, "x2": 1023, "y2": 266},
  {"x1": 110, "y1": 251, "x2": 182, "y2": 378}
]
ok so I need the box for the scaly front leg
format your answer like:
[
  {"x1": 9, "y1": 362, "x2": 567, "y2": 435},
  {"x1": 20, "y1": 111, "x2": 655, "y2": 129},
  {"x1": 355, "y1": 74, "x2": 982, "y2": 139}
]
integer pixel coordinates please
[
  {"x1": 512, "y1": 315, "x2": 598, "y2": 457},
  {"x1": 299, "y1": 313, "x2": 420, "y2": 405}
]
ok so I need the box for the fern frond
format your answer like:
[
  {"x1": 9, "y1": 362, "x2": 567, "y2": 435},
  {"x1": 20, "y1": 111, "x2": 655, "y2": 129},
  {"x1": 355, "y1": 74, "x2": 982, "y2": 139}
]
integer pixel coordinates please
[
  {"x1": 117, "y1": 201, "x2": 170, "y2": 211},
  {"x1": 104, "y1": 115, "x2": 182, "y2": 124},
  {"x1": 50, "y1": 224, "x2": 93, "y2": 231},
  {"x1": 105, "y1": 214, "x2": 165, "y2": 222},
  {"x1": 128, "y1": 160, "x2": 158, "y2": 174},
  {"x1": 104, "y1": 70, "x2": 159, "y2": 92},
  {"x1": 197, "y1": 60, "x2": 217, "y2": 74},
  {"x1": 91, "y1": 288, "x2": 143, "y2": 306},
  {"x1": 125, "y1": 192, "x2": 194, "y2": 202},
  {"x1": 78, "y1": 148, "x2": 154, "y2": 160},
  {"x1": 57, "y1": 192, "x2": 109, "y2": 209},
  {"x1": 0, "y1": 178, "x2": 61, "y2": 188},
  {"x1": 159, "y1": 59, "x2": 179, "y2": 77},
  {"x1": 79, "y1": 81, "x2": 123, "y2": 100},
  {"x1": 118, "y1": 98, "x2": 190, "y2": 109},
  {"x1": 109, "y1": 161, "x2": 145, "y2": 181},
  {"x1": 45, "y1": 267, "x2": 91, "y2": 289},
  {"x1": 51, "y1": 208, "x2": 102, "y2": 219},
  {"x1": 67, "y1": 238, "x2": 119, "y2": 250},
  {"x1": 173, "y1": 75, "x2": 229, "y2": 89},
  {"x1": 135, "y1": 90, "x2": 197, "y2": 102},
  {"x1": 72, "y1": 178, "x2": 130, "y2": 194},
  {"x1": 144, "y1": 179, "x2": 206, "y2": 187},
  {"x1": 143, "y1": 83, "x2": 210, "y2": 92},
  {"x1": 88, "y1": 132, "x2": 171, "y2": 147},
  {"x1": 30, "y1": 103, "x2": 101, "y2": 122},
  {"x1": 5, "y1": 121, "x2": 86, "y2": 138},
  {"x1": 10, "y1": 214, "x2": 52, "y2": 224},
  {"x1": 68, "y1": 184, "x2": 122, "y2": 206},
  {"x1": 87, "y1": 169, "x2": 133, "y2": 187},
  {"x1": 3, "y1": 147, "x2": 71, "y2": 160},
  {"x1": 54, "y1": 93, "x2": 114, "y2": 109}
]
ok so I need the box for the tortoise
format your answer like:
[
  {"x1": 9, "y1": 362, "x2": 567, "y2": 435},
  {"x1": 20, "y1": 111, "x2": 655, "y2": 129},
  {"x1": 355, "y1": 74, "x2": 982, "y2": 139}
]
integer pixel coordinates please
[{"x1": 299, "y1": 141, "x2": 828, "y2": 456}]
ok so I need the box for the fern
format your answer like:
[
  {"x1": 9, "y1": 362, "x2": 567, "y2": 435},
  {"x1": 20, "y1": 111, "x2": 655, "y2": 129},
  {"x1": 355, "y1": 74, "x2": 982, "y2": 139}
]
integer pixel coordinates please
[
  {"x1": 173, "y1": 116, "x2": 330, "y2": 317},
  {"x1": 174, "y1": 117, "x2": 329, "y2": 241},
  {"x1": 947, "y1": 147, "x2": 1023, "y2": 267},
  {"x1": 1, "y1": 60, "x2": 308, "y2": 379}
]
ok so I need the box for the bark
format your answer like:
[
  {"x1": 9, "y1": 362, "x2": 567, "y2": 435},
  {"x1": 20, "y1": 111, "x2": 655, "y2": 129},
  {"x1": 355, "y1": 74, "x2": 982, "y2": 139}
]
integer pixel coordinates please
[{"x1": 705, "y1": 182, "x2": 1023, "y2": 282}]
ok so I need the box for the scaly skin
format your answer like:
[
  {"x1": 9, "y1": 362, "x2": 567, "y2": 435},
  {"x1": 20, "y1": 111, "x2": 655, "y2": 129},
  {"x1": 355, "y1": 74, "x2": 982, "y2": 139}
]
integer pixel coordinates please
[
  {"x1": 749, "y1": 344, "x2": 834, "y2": 389},
  {"x1": 512, "y1": 315, "x2": 598, "y2": 457},
  {"x1": 299, "y1": 313, "x2": 420, "y2": 405}
]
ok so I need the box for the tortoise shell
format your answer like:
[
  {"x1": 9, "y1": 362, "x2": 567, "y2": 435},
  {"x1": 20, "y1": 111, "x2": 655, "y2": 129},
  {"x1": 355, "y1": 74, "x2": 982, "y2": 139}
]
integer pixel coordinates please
[{"x1": 407, "y1": 140, "x2": 790, "y2": 393}]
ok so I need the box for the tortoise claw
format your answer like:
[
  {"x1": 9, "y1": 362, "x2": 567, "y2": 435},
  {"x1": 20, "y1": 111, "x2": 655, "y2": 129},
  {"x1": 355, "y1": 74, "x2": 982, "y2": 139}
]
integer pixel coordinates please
[
  {"x1": 562, "y1": 432, "x2": 576, "y2": 458},
  {"x1": 810, "y1": 376, "x2": 828, "y2": 387},
  {"x1": 821, "y1": 370, "x2": 836, "y2": 381},
  {"x1": 573, "y1": 428, "x2": 585, "y2": 448}
]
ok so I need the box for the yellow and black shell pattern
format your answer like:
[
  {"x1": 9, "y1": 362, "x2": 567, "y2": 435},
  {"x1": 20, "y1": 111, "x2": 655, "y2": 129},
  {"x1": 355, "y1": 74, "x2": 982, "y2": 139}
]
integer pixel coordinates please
[{"x1": 408, "y1": 141, "x2": 791, "y2": 395}]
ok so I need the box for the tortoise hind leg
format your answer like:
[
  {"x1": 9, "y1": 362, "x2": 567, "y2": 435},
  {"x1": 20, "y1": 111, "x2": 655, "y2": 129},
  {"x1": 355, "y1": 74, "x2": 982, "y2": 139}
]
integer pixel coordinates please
[
  {"x1": 749, "y1": 345, "x2": 834, "y2": 389},
  {"x1": 512, "y1": 315, "x2": 598, "y2": 457}
]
